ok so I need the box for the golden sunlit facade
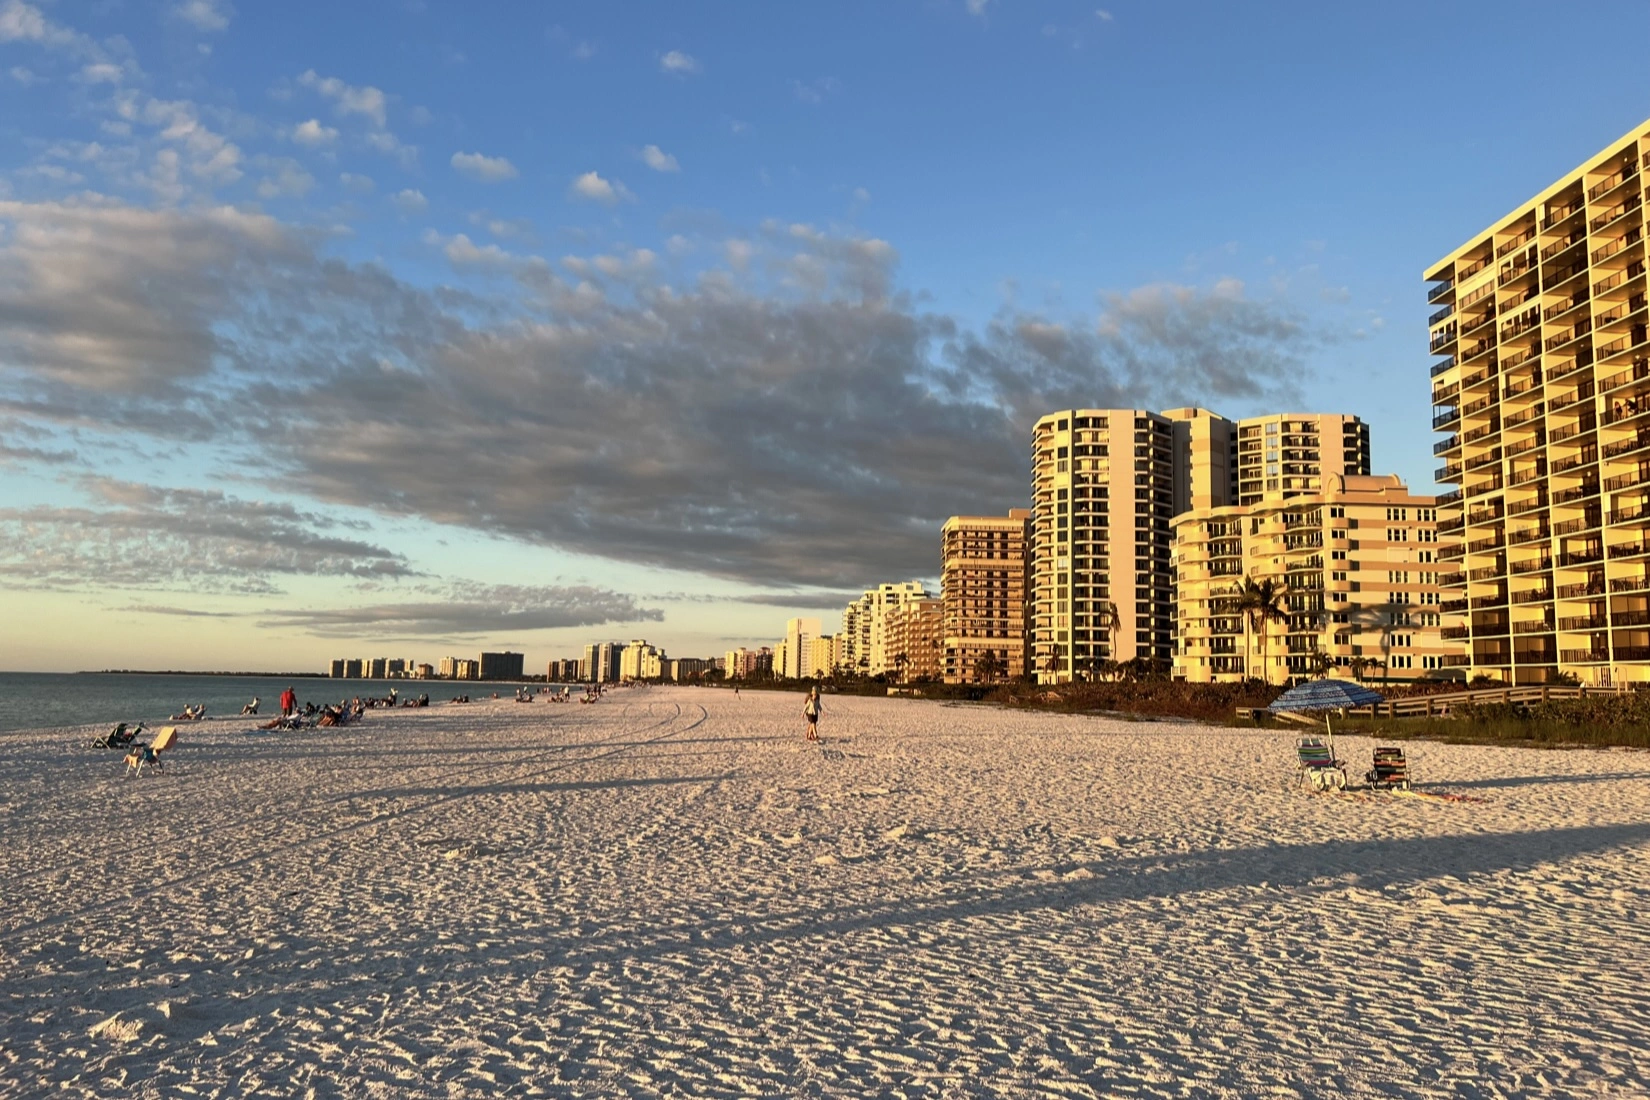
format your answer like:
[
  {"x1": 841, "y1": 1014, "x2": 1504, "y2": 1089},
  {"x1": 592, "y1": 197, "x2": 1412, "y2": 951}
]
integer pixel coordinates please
[
  {"x1": 1427, "y1": 118, "x2": 1650, "y2": 684},
  {"x1": 941, "y1": 509, "x2": 1031, "y2": 683},
  {"x1": 1174, "y1": 475, "x2": 1452, "y2": 684},
  {"x1": 1031, "y1": 409, "x2": 1176, "y2": 683}
]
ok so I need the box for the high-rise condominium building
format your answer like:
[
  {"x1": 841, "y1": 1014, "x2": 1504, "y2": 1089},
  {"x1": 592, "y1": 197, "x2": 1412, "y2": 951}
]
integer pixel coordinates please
[
  {"x1": 940, "y1": 509, "x2": 1031, "y2": 682},
  {"x1": 619, "y1": 640, "x2": 663, "y2": 681},
  {"x1": 1234, "y1": 414, "x2": 1371, "y2": 506},
  {"x1": 1031, "y1": 409, "x2": 1177, "y2": 682},
  {"x1": 835, "y1": 582, "x2": 932, "y2": 677},
  {"x1": 1427, "y1": 117, "x2": 1650, "y2": 684},
  {"x1": 479, "y1": 651, "x2": 525, "y2": 681},
  {"x1": 1174, "y1": 474, "x2": 1451, "y2": 683},
  {"x1": 781, "y1": 618, "x2": 822, "y2": 679},
  {"x1": 883, "y1": 597, "x2": 943, "y2": 682}
]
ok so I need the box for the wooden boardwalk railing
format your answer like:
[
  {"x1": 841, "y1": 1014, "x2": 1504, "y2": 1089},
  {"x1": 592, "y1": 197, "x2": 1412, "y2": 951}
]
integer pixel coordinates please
[{"x1": 1239, "y1": 683, "x2": 1630, "y2": 722}]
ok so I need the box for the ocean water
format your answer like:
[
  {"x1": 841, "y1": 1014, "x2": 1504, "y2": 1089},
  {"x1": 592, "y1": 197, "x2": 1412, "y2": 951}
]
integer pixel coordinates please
[{"x1": 0, "y1": 672, "x2": 552, "y2": 735}]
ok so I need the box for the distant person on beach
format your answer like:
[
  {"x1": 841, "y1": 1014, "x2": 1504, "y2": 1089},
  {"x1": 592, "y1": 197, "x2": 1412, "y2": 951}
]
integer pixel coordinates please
[
  {"x1": 241, "y1": 697, "x2": 260, "y2": 715},
  {"x1": 280, "y1": 686, "x2": 297, "y2": 717},
  {"x1": 803, "y1": 687, "x2": 822, "y2": 742}
]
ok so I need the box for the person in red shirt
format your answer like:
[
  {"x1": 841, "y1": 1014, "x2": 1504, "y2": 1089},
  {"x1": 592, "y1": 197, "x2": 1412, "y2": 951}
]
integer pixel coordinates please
[{"x1": 280, "y1": 687, "x2": 297, "y2": 717}]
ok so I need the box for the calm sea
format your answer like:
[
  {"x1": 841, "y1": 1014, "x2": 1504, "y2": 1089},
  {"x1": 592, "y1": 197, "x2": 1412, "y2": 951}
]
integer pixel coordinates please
[{"x1": 0, "y1": 672, "x2": 553, "y2": 735}]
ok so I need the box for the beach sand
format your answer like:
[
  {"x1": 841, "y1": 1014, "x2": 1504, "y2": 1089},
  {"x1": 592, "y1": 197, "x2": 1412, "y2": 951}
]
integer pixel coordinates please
[{"x1": 5, "y1": 686, "x2": 1650, "y2": 1097}]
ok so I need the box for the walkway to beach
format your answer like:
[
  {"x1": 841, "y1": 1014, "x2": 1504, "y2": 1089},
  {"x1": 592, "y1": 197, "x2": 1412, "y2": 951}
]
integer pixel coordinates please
[{"x1": 6, "y1": 687, "x2": 1650, "y2": 1097}]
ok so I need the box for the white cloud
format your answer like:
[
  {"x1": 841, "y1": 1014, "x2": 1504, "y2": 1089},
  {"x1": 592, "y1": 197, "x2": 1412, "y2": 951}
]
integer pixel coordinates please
[
  {"x1": 852, "y1": 187, "x2": 871, "y2": 204},
  {"x1": 173, "y1": 0, "x2": 231, "y2": 31},
  {"x1": 9, "y1": 65, "x2": 34, "y2": 84},
  {"x1": 573, "y1": 40, "x2": 595, "y2": 60},
  {"x1": 255, "y1": 159, "x2": 314, "y2": 200},
  {"x1": 659, "y1": 50, "x2": 700, "y2": 75},
  {"x1": 1095, "y1": 8, "x2": 1114, "y2": 20},
  {"x1": 0, "y1": 1, "x2": 48, "y2": 42},
  {"x1": 78, "y1": 62, "x2": 123, "y2": 84},
  {"x1": 640, "y1": 144, "x2": 679, "y2": 173},
  {"x1": 451, "y1": 151, "x2": 518, "y2": 183},
  {"x1": 291, "y1": 118, "x2": 339, "y2": 147},
  {"x1": 569, "y1": 171, "x2": 631, "y2": 205},
  {"x1": 339, "y1": 172, "x2": 374, "y2": 193},
  {"x1": 390, "y1": 188, "x2": 427, "y2": 214},
  {"x1": 297, "y1": 69, "x2": 387, "y2": 127},
  {"x1": 965, "y1": 0, "x2": 991, "y2": 13}
]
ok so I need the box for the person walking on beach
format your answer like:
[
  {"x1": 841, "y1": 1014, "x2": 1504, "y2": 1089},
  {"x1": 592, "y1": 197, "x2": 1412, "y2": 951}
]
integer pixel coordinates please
[
  {"x1": 280, "y1": 686, "x2": 297, "y2": 717},
  {"x1": 803, "y1": 687, "x2": 822, "y2": 742}
]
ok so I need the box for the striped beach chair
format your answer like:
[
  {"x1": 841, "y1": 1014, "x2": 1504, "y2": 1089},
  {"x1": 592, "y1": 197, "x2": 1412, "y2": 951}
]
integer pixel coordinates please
[{"x1": 1296, "y1": 735, "x2": 1347, "y2": 791}]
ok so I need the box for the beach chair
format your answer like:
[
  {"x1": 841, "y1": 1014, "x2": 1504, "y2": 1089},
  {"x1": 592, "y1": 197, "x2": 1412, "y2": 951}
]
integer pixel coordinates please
[
  {"x1": 1295, "y1": 735, "x2": 1347, "y2": 791},
  {"x1": 125, "y1": 726, "x2": 177, "y2": 778},
  {"x1": 93, "y1": 723, "x2": 135, "y2": 749},
  {"x1": 1366, "y1": 746, "x2": 1410, "y2": 790}
]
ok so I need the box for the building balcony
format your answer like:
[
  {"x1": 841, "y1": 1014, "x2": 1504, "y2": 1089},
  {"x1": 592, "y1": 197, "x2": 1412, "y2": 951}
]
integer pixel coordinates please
[
  {"x1": 1512, "y1": 619, "x2": 1555, "y2": 635},
  {"x1": 1428, "y1": 279, "x2": 1455, "y2": 304},
  {"x1": 1556, "y1": 615, "x2": 1609, "y2": 632},
  {"x1": 1509, "y1": 556, "x2": 1552, "y2": 575},
  {"x1": 1589, "y1": 164, "x2": 1641, "y2": 201},
  {"x1": 1590, "y1": 193, "x2": 1643, "y2": 232},
  {"x1": 1509, "y1": 586, "x2": 1554, "y2": 604},
  {"x1": 1430, "y1": 356, "x2": 1458, "y2": 379},
  {"x1": 1508, "y1": 526, "x2": 1551, "y2": 546},
  {"x1": 1609, "y1": 575, "x2": 1650, "y2": 594},
  {"x1": 1557, "y1": 549, "x2": 1605, "y2": 567},
  {"x1": 1506, "y1": 496, "x2": 1548, "y2": 517},
  {"x1": 1560, "y1": 649, "x2": 1609, "y2": 664},
  {"x1": 1608, "y1": 539, "x2": 1650, "y2": 560}
]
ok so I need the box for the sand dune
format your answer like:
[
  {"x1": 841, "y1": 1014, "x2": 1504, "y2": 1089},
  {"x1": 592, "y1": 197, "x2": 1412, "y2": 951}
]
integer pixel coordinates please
[{"x1": 5, "y1": 687, "x2": 1650, "y2": 1097}]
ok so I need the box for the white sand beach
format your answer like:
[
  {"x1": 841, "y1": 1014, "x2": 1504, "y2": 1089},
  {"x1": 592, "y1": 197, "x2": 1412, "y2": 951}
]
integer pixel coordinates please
[{"x1": 5, "y1": 687, "x2": 1650, "y2": 1098}]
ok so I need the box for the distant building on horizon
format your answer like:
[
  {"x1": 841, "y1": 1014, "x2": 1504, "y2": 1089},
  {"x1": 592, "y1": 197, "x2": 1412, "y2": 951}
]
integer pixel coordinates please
[{"x1": 479, "y1": 651, "x2": 524, "y2": 681}]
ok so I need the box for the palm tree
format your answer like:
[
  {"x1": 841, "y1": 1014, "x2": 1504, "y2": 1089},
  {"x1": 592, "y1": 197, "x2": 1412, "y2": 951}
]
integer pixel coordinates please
[
  {"x1": 1308, "y1": 646, "x2": 1334, "y2": 680},
  {"x1": 974, "y1": 650, "x2": 1005, "y2": 684},
  {"x1": 893, "y1": 652, "x2": 910, "y2": 683},
  {"x1": 1235, "y1": 576, "x2": 1290, "y2": 684},
  {"x1": 1042, "y1": 643, "x2": 1065, "y2": 684}
]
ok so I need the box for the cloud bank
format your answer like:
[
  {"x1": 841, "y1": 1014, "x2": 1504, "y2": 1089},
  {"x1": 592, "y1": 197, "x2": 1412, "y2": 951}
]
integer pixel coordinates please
[{"x1": 0, "y1": 200, "x2": 1315, "y2": 592}]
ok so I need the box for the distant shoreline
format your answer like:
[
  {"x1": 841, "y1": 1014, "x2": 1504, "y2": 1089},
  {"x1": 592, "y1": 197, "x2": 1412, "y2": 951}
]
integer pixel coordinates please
[{"x1": 74, "y1": 670, "x2": 333, "y2": 678}]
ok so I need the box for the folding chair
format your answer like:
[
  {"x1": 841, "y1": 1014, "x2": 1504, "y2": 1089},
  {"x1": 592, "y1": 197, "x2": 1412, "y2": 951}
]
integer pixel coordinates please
[{"x1": 125, "y1": 726, "x2": 178, "y2": 777}]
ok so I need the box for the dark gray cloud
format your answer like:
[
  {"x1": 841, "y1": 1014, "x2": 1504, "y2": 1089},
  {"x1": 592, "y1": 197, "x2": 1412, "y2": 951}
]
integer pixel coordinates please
[
  {"x1": 256, "y1": 582, "x2": 663, "y2": 637},
  {"x1": 0, "y1": 200, "x2": 1318, "y2": 591},
  {"x1": 0, "y1": 476, "x2": 411, "y2": 591},
  {"x1": 117, "y1": 604, "x2": 238, "y2": 618}
]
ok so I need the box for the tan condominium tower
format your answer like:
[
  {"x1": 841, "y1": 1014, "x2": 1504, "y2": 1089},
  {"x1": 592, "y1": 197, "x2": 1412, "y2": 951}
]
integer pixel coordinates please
[
  {"x1": 1235, "y1": 413, "x2": 1371, "y2": 506},
  {"x1": 940, "y1": 509, "x2": 1031, "y2": 683},
  {"x1": 1174, "y1": 474, "x2": 1451, "y2": 684},
  {"x1": 1427, "y1": 117, "x2": 1650, "y2": 685},
  {"x1": 1032, "y1": 409, "x2": 1178, "y2": 682}
]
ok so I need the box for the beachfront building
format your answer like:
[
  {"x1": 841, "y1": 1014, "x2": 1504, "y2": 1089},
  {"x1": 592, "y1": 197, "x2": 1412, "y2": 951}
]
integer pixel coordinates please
[
  {"x1": 619, "y1": 640, "x2": 663, "y2": 681},
  {"x1": 883, "y1": 597, "x2": 943, "y2": 682},
  {"x1": 1427, "y1": 116, "x2": 1650, "y2": 684},
  {"x1": 723, "y1": 646, "x2": 774, "y2": 680},
  {"x1": 329, "y1": 659, "x2": 346, "y2": 678},
  {"x1": 834, "y1": 582, "x2": 933, "y2": 678},
  {"x1": 781, "y1": 618, "x2": 822, "y2": 679},
  {"x1": 477, "y1": 651, "x2": 524, "y2": 681},
  {"x1": 413, "y1": 663, "x2": 434, "y2": 679},
  {"x1": 1235, "y1": 414, "x2": 1371, "y2": 506},
  {"x1": 667, "y1": 657, "x2": 710, "y2": 681},
  {"x1": 941, "y1": 509, "x2": 1031, "y2": 683},
  {"x1": 1174, "y1": 473, "x2": 1451, "y2": 684},
  {"x1": 1031, "y1": 409, "x2": 1179, "y2": 682}
]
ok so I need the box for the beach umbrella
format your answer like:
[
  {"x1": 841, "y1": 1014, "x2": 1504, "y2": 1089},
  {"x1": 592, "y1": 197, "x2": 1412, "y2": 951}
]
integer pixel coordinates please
[
  {"x1": 1266, "y1": 679, "x2": 1385, "y2": 713},
  {"x1": 1266, "y1": 679, "x2": 1386, "y2": 749}
]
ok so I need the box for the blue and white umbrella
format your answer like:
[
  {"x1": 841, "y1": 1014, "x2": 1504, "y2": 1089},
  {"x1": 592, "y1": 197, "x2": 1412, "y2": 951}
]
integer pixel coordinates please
[
  {"x1": 1265, "y1": 679, "x2": 1385, "y2": 713},
  {"x1": 1266, "y1": 678, "x2": 1386, "y2": 746}
]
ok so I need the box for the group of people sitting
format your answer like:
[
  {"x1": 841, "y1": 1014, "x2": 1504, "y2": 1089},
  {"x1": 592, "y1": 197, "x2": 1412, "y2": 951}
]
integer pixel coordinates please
[{"x1": 170, "y1": 703, "x2": 207, "y2": 721}]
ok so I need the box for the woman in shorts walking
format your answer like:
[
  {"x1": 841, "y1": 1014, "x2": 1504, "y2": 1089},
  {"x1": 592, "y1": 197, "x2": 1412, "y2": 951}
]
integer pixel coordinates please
[{"x1": 803, "y1": 687, "x2": 822, "y2": 742}]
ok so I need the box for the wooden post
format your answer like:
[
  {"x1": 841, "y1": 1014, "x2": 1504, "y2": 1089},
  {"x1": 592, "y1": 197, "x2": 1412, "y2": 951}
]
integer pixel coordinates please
[
  {"x1": 1503, "y1": 689, "x2": 1511, "y2": 704},
  {"x1": 1542, "y1": 686, "x2": 1550, "y2": 703},
  {"x1": 1426, "y1": 698, "x2": 1434, "y2": 717}
]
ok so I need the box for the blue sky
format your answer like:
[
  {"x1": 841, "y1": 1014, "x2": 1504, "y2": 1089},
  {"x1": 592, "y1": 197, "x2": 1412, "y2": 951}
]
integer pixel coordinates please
[{"x1": 2, "y1": 0, "x2": 1649, "y2": 672}]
